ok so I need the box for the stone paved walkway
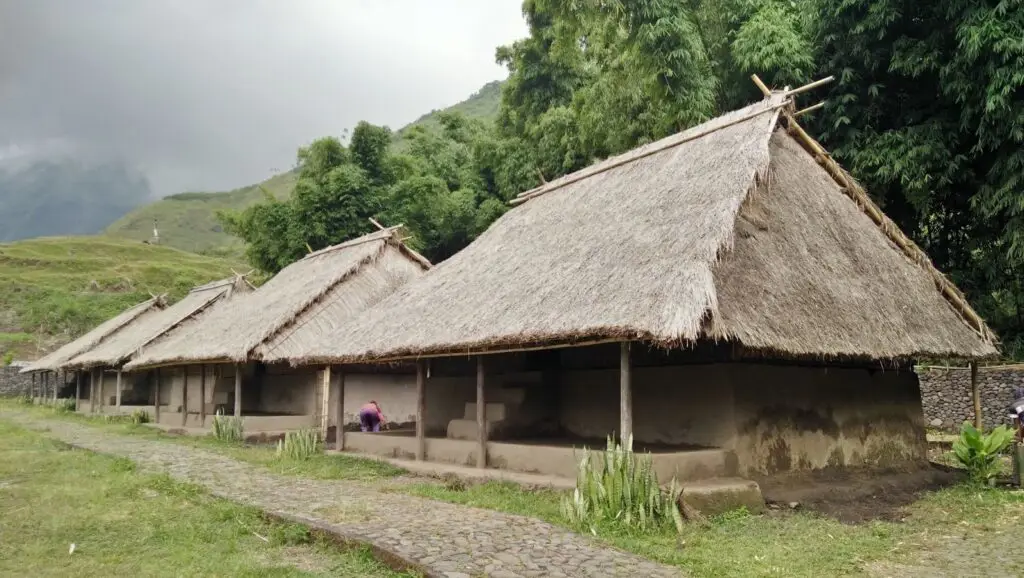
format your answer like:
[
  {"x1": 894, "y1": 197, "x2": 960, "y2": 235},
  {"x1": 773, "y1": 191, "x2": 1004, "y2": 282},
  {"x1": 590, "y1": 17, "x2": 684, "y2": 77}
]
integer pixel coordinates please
[{"x1": 3, "y1": 412, "x2": 683, "y2": 578}]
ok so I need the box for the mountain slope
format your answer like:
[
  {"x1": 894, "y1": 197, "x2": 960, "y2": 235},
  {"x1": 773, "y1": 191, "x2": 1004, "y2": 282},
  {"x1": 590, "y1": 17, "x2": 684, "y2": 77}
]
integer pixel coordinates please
[
  {"x1": 105, "y1": 81, "x2": 503, "y2": 254},
  {"x1": 0, "y1": 236, "x2": 244, "y2": 360},
  {"x1": 0, "y1": 160, "x2": 151, "y2": 242},
  {"x1": 104, "y1": 170, "x2": 298, "y2": 256}
]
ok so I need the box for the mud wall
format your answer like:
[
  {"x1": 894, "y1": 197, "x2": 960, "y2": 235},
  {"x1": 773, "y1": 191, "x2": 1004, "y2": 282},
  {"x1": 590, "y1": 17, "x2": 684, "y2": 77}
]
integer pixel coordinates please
[
  {"x1": 917, "y1": 366, "x2": 1024, "y2": 431},
  {"x1": 731, "y1": 364, "x2": 927, "y2": 475}
]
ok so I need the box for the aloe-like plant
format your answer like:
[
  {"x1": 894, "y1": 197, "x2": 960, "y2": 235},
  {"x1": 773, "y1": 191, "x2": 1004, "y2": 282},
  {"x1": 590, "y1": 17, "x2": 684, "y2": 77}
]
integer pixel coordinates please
[
  {"x1": 275, "y1": 428, "x2": 323, "y2": 460},
  {"x1": 129, "y1": 409, "x2": 151, "y2": 425},
  {"x1": 560, "y1": 435, "x2": 684, "y2": 535},
  {"x1": 952, "y1": 422, "x2": 1015, "y2": 485},
  {"x1": 212, "y1": 409, "x2": 244, "y2": 443}
]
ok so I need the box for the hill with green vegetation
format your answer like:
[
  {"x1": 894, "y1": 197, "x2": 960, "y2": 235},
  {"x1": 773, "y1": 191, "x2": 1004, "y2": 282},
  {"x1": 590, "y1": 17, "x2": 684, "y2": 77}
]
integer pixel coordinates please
[
  {"x1": 105, "y1": 81, "x2": 503, "y2": 255},
  {"x1": 103, "y1": 170, "x2": 299, "y2": 257},
  {"x1": 0, "y1": 236, "x2": 244, "y2": 361}
]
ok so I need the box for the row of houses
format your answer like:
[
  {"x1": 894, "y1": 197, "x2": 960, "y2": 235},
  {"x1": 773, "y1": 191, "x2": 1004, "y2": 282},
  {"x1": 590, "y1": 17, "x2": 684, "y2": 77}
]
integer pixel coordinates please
[{"x1": 21, "y1": 92, "x2": 999, "y2": 483}]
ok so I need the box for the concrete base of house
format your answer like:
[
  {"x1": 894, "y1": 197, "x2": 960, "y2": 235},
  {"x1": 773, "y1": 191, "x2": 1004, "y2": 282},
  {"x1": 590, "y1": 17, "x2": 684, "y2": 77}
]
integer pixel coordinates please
[
  {"x1": 341, "y1": 430, "x2": 737, "y2": 482},
  {"x1": 75, "y1": 402, "x2": 312, "y2": 435}
]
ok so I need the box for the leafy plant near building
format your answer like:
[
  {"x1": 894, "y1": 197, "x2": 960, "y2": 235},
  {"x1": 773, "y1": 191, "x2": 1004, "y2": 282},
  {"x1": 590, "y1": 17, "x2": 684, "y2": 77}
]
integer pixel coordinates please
[
  {"x1": 275, "y1": 428, "x2": 322, "y2": 460},
  {"x1": 952, "y1": 422, "x2": 1015, "y2": 485},
  {"x1": 561, "y1": 435, "x2": 684, "y2": 535},
  {"x1": 129, "y1": 409, "x2": 151, "y2": 425},
  {"x1": 212, "y1": 410, "x2": 244, "y2": 444}
]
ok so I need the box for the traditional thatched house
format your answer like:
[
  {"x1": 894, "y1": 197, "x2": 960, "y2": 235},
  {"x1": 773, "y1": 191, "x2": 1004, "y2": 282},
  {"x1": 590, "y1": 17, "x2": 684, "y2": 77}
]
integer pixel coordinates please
[
  {"x1": 280, "y1": 92, "x2": 998, "y2": 481},
  {"x1": 124, "y1": 227, "x2": 430, "y2": 436},
  {"x1": 20, "y1": 295, "x2": 165, "y2": 402},
  {"x1": 62, "y1": 276, "x2": 252, "y2": 421}
]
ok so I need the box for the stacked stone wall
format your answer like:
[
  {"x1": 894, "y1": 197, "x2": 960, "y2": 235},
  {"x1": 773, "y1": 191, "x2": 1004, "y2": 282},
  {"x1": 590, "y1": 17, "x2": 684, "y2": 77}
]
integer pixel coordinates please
[{"x1": 917, "y1": 366, "x2": 1024, "y2": 431}]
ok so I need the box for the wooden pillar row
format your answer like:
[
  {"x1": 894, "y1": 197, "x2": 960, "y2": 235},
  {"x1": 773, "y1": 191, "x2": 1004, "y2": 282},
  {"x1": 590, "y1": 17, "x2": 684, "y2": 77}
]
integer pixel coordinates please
[
  {"x1": 415, "y1": 360, "x2": 426, "y2": 461},
  {"x1": 971, "y1": 361, "x2": 982, "y2": 429},
  {"x1": 620, "y1": 342, "x2": 633, "y2": 445},
  {"x1": 199, "y1": 364, "x2": 207, "y2": 428},
  {"x1": 154, "y1": 368, "x2": 162, "y2": 422},
  {"x1": 233, "y1": 363, "x2": 242, "y2": 417},
  {"x1": 337, "y1": 368, "x2": 346, "y2": 451},
  {"x1": 319, "y1": 365, "x2": 331, "y2": 440},
  {"x1": 476, "y1": 356, "x2": 487, "y2": 469},
  {"x1": 181, "y1": 366, "x2": 189, "y2": 427}
]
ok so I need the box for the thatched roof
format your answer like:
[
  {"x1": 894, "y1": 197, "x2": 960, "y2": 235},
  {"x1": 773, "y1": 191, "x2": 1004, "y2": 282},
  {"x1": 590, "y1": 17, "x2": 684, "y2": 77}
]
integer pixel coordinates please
[
  {"x1": 283, "y1": 95, "x2": 998, "y2": 365},
  {"x1": 64, "y1": 276, "x2": 251, "y2": 370},
  {"x1": 20, "y1": 296, "x2": 164, "y2": 373},
  {"x1": 123, "y1": 228, "x2": 430, "y2": 369}
]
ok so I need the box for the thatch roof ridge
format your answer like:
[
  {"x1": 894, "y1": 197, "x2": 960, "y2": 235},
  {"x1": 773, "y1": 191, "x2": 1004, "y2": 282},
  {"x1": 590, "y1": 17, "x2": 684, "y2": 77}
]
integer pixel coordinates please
[
  {"x1": 65, "y1": 276, "x2": 248, "y2": 369},
  {"x1": 123, "y1": 228, "x2": 429, "y2": 368},
  {"x1": 20, "y1": 296, "x2": 164, "y2": 373},
  {"x1": 280, "y1": 95, "x2": 996, "y2": 365}
]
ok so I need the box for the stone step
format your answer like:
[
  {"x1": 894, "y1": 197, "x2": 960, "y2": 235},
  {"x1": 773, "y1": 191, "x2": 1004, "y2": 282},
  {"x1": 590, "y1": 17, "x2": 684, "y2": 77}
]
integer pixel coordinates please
[
  {"x1": 446, "y1": 418, "x2": 499, "y2": 441},
  {"x1": 678, "y1": 477, "x2": 764, "y2": 517},
  {"x1": 463, "y1": 402, "x2": 507, "y2": 421}
]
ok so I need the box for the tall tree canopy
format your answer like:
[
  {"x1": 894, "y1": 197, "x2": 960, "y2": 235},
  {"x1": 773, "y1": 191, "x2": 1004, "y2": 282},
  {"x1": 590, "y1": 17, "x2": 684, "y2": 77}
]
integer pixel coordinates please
[{"x1": 224, "y1": 0, "x2": 1024, "y2": 355}]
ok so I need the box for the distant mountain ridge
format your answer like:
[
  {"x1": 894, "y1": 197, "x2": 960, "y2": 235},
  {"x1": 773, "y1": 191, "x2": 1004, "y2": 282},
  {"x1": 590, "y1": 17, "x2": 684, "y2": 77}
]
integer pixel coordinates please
[{"x1": 103, "y1": 80, "x2": 503, "y2": 255}]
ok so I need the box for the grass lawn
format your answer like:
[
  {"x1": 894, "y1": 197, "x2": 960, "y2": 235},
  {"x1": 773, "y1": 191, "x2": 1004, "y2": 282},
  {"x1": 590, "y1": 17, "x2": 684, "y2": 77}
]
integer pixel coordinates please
[
  {"x1": 10, "y1": 402, "x2": 1024, "y2": 577},
  {"x1": 397, "y1": 472, "x2": 1024, "y2": 577},
  {"x1": 0, "y1": 420, "x2": 415, "y2": 577}
]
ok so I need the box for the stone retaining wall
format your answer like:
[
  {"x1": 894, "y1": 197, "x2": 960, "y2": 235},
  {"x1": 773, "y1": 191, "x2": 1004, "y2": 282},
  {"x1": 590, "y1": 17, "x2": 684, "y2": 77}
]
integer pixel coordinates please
[
  {"x1": 917, "y1": 366, "x2": 1024, "y2": 431},
  {"x1": 0, "y1": 365, "x2": 31, "y2": 397}
]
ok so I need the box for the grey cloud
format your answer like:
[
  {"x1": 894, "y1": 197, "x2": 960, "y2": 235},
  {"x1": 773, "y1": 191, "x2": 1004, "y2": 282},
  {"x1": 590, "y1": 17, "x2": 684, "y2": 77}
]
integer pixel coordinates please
[{"x1": 0, "y1": 0, "x2": 526, "y2": 195}]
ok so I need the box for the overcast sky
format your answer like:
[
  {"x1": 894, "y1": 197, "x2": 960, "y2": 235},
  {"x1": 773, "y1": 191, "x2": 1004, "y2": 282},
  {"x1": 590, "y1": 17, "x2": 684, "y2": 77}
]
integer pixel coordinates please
[{"x1": 0, "y1": 1, "x2": 527, "y2": 196}]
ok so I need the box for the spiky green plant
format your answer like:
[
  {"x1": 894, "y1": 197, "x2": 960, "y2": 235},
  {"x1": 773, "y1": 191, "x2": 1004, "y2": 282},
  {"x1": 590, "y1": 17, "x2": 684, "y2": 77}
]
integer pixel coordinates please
[
  {"x1": 129, "y1": 409, "x2": 151, "y2": 425},
  {"x1": 212, "y1": 409, "x2": 244, "y2": 444},
  {"x1": 275, "y1": 428, "x2": 322, "y2": 460},
  {"x1": 560, "y1": 434, "x2": 684, "y2": 535}
]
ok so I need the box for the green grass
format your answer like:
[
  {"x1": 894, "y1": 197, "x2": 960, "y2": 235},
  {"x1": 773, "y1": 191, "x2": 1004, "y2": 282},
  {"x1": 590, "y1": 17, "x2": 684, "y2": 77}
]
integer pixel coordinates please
[
  {"x1": 398, "y1": 476, "x2": 1024, "y2": 577},
  {"x1": 0, "y1": 236, "x2": 244, "y2": 360},
  {"x1": 0, "y1": 420, "x2": 414, "y2": 577}
]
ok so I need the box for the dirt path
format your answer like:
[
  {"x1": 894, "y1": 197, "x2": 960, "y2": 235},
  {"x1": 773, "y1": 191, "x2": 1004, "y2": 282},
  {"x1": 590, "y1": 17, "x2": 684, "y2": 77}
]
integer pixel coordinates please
[{"x1": 2, "y1": 411, "x2": 682, "y2": 578}]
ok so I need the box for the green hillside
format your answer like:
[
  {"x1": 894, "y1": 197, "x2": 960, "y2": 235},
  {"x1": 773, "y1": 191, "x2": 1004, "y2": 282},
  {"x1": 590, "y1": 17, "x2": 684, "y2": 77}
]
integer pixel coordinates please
[
  {"x1": 104, "y1": 170, "x2": 299, "y2": 256},
  {"x1": 104, "y1": 81, "x2": 503, "y2": 254},
  {"x1": 0, "y1": 236, "x2": 244, "y2": 361}
]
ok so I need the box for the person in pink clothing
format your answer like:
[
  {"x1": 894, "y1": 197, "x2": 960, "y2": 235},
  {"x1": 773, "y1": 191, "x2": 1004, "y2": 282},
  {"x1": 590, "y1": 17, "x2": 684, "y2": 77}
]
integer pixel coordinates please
[{"x1": 358, "y1": 400, "x2": 387, "y2": 432}]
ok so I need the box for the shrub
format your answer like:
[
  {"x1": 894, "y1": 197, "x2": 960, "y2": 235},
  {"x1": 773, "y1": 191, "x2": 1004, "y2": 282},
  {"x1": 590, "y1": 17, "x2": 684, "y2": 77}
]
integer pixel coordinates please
[
  {"x1": 2, "y1": 352, "x2": 13, "y2": 366},
  {"x1": 129, "y1": 409, "x2": 151, "y2": 425},
  {"x1": 560, "y1": 435, "x2": 684, "y2": 535},
  {"x1": 275, "y1": 428, "x2": 322, "y2": 460},
  {"x1": 52, "y1": 398, "x2": 76, "y2": 413},
  {"x1": 16, "y1": 395, "x2": 32, "y2": 405},
  {"x1": 212, "y1": 410, "x2": 244, "y2": 444},
  {"x1": 952, "y1": 422, "x2": 1015, "y2": 485}
]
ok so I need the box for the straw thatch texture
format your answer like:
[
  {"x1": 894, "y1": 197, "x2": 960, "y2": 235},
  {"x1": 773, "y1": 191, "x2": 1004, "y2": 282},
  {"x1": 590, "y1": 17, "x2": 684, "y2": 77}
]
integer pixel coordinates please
[
  {"x1": 704, "y1": 132, "x2": 996, "y2": 358},
  {"x1": 124, "y1": 229, "x2": 429, "y2": 368},
  {"x1": 20, "y1": 296, "x2": 163, "y2": 373},
  {"x1": 65, "y1": 277, "x2": 247, "y2": 369},
  {"x1": 284, "y1": 97, "x2": 997, "y2": 365}
]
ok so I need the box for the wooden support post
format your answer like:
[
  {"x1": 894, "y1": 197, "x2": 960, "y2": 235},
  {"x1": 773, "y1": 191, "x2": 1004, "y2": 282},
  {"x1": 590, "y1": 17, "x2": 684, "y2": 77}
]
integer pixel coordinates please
[
  {"x1": 43, "y1": 372, "x2": 50, "y2": 401},
  {"x1": 620, "y1": 342, "x2": 633, "y2": 444},
  {"x1": 320, "y1": 365, "x2": 331, "y2": 440},
  {"x1": 30, "y1": 372, "x2": 36, "y2": 399},
  {"x1": 233, "y1": 364, "x2": 242, "y2": 417},
  {"x1": 181, "y1": 366, "x2": 189, "y2": 427},
  {"x1": 476, "y1": 356, "x2": 487, "y2": 469},
  {"x1": 199, "y1": 364, "x2": 206, "y2": 428},
  {"x1": 337, "y1": 368, "x2": 346, "y2": 451},
  {"x1": 415, "y1": 360, "x2": 426, "y2": 461},
  {"x1": 96, "y1": 370, "x2": 104, "y2": 414},
  {"x1": 971, "y1": 361, "x2": 982, "y2": 429},
  {"x1": 154, "y1": 368, "x2": 161, "y2": 422},
  {"x1": 56, "y1": 370, "x2": 62, "y2": 401},
  {"x1": 75, "y1": 371, "x2": 82, "y2": 411},
  {"x1": 115, "y1": 370, "x2": 123, "y2": 409}
]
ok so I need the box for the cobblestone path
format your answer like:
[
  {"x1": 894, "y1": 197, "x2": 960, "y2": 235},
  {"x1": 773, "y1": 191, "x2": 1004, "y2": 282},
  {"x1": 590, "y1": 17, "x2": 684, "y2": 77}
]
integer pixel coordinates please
[{"x1": 3, "y1": 412, "x2": 683, "y2": 578}]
